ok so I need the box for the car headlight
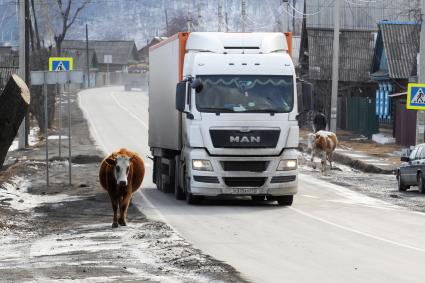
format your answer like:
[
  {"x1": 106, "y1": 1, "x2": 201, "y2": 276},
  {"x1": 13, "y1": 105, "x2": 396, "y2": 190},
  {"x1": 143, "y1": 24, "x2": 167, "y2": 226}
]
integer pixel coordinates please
[
  {"x1": 192, "y1": 159, "x2": 213, "y2": 171},
  {"x1": 277, "y1": 159, "x2": 297, "y2": 171}
]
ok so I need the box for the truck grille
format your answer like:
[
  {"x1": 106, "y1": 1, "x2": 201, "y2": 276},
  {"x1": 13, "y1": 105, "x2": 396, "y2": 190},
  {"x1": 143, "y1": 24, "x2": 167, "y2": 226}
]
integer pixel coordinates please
[
  {"x1": 223, "y1": 177, "x2": 266, "y2": 187},
  {"x1": 210, "y1": 129, "x2": 280, "y2": 148},
  {"x1": 221, "y1": 161, "x2": 268, "y2": 172}
]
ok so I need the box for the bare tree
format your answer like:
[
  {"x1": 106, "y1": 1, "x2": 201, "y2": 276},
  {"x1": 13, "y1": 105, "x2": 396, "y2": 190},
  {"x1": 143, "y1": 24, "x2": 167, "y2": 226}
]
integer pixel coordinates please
[
  {"x1": 53, "y1": 0, "x2": 91, "y2": 56},
  {"x1": 162, "y1": 10, "x2": 198, "y2": 37},
  {"x1": 30, "y1": 0, "x2": 41, "y2": 50}
]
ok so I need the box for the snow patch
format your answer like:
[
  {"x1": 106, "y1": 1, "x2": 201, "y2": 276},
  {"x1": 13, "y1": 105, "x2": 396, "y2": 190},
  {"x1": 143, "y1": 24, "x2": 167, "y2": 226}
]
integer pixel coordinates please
[
  {"x1": 372, "y1": 133, "x2": 396, "y2": 144},
  {"x1": 48, "y1": 135, "x2": 69, "y2": 140},
  {"x1": 7, "y1": 127, "x2": 40, "y2": 152},
  {"x1": 0, "y1": 176, "x2": 81, "y2": 211}
]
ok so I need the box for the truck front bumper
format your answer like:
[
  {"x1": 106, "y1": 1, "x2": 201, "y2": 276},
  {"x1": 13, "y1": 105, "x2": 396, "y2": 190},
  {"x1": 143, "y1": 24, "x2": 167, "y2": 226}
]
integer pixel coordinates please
[{"x1": 186, "y1": 148, "x2": 298, "y2": 197}]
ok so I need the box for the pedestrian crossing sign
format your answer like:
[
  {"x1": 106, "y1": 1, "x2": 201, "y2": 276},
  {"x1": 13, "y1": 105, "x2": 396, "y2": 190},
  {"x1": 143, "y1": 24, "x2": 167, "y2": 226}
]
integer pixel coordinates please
[
  {"x1": 407, "y1": 83, "x2": 425, "y2": 110},
  {"x1": 49, "y1": 57, "x2": 73, "y2": 72}
]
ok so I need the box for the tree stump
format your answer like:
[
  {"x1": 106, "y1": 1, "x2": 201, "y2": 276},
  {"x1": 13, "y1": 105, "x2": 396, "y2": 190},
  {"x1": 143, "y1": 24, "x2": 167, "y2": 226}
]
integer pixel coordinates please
[{"x1": 0, "y1": 74, "x2": 30, "y2": 169}]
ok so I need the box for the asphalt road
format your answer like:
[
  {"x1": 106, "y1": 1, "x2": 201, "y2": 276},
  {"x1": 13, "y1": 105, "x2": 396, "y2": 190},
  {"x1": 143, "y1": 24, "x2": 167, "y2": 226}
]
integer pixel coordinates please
[{"x1": 79, "y1": 86, "x2": 425, "y2": 283}]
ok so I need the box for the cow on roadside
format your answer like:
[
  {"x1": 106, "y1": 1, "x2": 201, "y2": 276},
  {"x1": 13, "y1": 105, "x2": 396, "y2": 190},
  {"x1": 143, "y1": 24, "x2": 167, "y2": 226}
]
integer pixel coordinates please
[
  {"x1": 99, "y1": 148, "x2": 145, "y2": 228},
  {"x1": 308, "y1": 131, "x2": 338, "y2": 173}
]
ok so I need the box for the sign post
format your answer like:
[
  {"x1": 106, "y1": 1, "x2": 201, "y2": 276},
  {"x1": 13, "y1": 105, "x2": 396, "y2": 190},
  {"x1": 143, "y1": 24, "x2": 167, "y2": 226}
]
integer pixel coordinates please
[
  {"x1": 31, "y1": 70, "x2": 83, "y2": 186},
  {"x1": 49, "y1": 57, "x2": 73, "y2": 158},
  {"x1": 43, "y1": 77, "x2": 49, "y2": 186},
  {"x1": 104, "y1": 55, "x2": 112, "y2": 85}
]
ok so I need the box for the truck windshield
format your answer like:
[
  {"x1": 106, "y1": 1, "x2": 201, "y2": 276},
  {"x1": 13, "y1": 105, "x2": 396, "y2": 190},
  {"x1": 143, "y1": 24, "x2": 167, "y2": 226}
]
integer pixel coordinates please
[{"x1": 195, "y1": 75, "x2": 294, "y2": 113}]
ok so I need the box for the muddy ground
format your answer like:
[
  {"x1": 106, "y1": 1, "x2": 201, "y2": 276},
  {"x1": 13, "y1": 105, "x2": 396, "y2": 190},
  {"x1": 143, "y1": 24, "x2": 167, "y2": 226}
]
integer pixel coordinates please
[
  {"x1": 299, "y1": 153, "x2": 425, "y2": 213},
  {"x1": 0, "y1": 91, "x2": 246, "y2": 283}
]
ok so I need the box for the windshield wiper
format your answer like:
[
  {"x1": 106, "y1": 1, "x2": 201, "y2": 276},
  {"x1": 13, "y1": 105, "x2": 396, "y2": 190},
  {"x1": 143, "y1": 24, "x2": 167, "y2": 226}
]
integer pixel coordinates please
[
  {"x1": 201, "y1": 107, "x2": 235, "y2": 113},
  {"x1": 248, "y1": 109, "x2": 282, "y2": 115}
]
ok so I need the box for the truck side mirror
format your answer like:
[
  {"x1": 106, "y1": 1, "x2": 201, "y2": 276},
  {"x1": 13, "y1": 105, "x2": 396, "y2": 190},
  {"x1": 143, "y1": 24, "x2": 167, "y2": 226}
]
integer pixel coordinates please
[
  {"x1": 191, "y1": 79, "x2": 203, "y2": 93},
  {"x1": 176, "y1": 81, "x2": 187, "y2": 112}
]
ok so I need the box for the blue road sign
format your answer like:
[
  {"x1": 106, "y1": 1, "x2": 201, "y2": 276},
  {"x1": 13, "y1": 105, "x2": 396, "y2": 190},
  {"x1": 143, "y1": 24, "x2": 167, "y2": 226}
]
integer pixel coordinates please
[{"x1": 49, "y1": 57, "x2": 73, "y2": 72}]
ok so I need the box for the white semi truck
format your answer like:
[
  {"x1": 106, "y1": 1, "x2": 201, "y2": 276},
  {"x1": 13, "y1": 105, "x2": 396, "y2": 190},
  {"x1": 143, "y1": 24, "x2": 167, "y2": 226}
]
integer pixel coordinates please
[{"x1": 148, "y1": 32, "x2": 299, "y2": 205}]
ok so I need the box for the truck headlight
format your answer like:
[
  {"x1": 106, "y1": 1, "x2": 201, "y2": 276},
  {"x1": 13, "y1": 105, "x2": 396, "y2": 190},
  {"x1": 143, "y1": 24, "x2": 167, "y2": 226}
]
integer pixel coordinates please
[
  {"x1": 277, "y1": 159, "x2": 297, "y2": 171},
  {"x1": 192, "y1": 159, "x2": 213, "y2": 171}
]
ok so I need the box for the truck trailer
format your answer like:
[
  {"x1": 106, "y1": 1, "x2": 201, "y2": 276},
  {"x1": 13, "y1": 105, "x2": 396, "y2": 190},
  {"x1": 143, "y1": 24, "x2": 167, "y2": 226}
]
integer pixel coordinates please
[{"x1": 148, "y1": 32, "x2": 299, "y2": 205}]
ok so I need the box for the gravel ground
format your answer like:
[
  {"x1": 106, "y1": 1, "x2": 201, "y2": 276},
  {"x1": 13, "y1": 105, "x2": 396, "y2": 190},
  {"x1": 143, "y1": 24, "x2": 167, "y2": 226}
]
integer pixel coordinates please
[
  {"x1": 299, "y1": 152, "x2": 425, "y2": 213},
  {"x1": 0, "y1": 91, "x2": 246, "y2": 283}
]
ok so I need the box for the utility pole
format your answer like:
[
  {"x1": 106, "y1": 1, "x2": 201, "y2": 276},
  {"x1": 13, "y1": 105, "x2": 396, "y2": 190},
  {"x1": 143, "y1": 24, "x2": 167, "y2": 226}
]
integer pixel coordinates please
[
  {"x1": 417, "y1": 0, "x2": 425, "y2": 144},
  {"x1": 164, "y1": 9, "x2": 169, "y2": 35},
  {"x1": 187, "y1": 11, "x2": 192, "y2": 32},
  {"x1": 18, "y1": 0, "x2": 29, "y2": 149},
  {"x1": 85, "y1": 24, "x2": 90, "y2": 88},
  {"x1": 241, "y1": 0, "x2": 246, "y2": 32},
  {"x1": 282, "y1": 0, "x2": 289, "y2": 32},
  {"x1": 218, "y1": 3, "x2": 223, "y2": 32},
  {"x1": 197, "y1": 6, "x2": 202, "y2": 31},
  {"x1": 292, "y1": 0, "x2": 297, "y2": 34},
  {"x1": 330, "y1": 0, "x2": 341, "y2": 133}
]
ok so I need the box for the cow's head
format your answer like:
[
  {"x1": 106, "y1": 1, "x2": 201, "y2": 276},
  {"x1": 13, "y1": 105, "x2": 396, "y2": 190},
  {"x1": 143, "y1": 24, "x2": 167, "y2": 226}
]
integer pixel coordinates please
[
  {"x1": 105, "y1": 154, "x2": 133, "y2": 188},
  {"x1": 314, "y1": 134, "x2": 327, "y2": 151}
]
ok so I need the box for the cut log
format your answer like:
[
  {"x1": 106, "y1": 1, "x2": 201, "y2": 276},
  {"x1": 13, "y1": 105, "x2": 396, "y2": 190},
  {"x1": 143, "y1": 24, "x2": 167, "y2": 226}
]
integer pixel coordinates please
[{"x1": 0, "y1": 74, "x2": 30, "y2": 169}]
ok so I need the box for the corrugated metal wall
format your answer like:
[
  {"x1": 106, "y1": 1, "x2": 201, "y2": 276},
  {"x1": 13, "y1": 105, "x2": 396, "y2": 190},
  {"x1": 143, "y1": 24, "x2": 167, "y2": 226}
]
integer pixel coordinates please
[
  {"x1": 308, "y1": 29, "x2": 374, "y2": 82},
  {"x1": 306, "y1": 0, "x2": 417, "y2": 30}
]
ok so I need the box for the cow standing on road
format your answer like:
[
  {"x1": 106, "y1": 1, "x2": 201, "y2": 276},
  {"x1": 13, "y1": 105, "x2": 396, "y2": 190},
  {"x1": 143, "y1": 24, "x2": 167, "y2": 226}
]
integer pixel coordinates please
[
  {"x1": 308, "y1": 131, "x2": 338, "y2": 173},
  {"x1": 99, "y1": 148, "x2": 145, "y2": 228}
]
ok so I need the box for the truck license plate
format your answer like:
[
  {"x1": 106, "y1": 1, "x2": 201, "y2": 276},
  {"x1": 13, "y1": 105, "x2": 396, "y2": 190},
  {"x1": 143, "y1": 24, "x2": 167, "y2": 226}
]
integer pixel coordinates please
[{"x1": 230, "y1": 188, "x2": 259, "y2": 194}]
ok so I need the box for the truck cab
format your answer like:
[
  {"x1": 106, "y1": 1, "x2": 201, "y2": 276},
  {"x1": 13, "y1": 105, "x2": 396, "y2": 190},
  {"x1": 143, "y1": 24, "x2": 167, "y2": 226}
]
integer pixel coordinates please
[{"x1": 149, "y1": 32, "x2": 298, "y2": 205}]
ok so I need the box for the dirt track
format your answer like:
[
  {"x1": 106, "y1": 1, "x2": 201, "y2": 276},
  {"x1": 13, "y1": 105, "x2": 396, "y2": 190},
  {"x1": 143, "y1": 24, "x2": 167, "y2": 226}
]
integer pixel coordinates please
[{"x1": 0, "y1": 90, "x2": 246, "y2": 282}]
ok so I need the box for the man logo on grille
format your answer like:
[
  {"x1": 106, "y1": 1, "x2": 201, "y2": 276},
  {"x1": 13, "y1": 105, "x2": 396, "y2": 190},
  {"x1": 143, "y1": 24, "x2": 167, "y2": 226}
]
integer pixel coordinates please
[{"x1": 230, "y1": 136, "x2": 261, "y2": 143}]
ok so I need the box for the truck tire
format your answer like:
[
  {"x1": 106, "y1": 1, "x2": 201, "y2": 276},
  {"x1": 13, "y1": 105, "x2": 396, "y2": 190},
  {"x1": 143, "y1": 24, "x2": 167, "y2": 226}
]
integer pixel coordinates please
[
  {"x1": 184, "y1": 169, "x2": 201, "y2": 205},
  {"x1": 154, "y1": 157, "x2": 163, "y2": 191},
  {"x1": 174, "y1": 161, "x2": 185, "y2": 200},
  {"x1": 275, "y1": 195, "x2": 293, "y2": 206}
]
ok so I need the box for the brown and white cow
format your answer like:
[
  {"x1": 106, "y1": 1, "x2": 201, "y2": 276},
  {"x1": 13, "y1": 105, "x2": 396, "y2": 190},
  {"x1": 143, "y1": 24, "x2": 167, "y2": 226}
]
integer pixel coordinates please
[
  {"x1": 308, "y1": 131, "x2": 338, "y2": 173},
  {"x1": 99, "y1": 148, "x2": 145, "y2": 228}
]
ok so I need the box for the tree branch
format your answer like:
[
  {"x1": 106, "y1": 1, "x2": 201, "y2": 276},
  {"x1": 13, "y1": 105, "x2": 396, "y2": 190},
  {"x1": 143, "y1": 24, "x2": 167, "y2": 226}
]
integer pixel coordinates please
[{"x1": 66, "y1": 0, "x2": 91, "y2": 30}]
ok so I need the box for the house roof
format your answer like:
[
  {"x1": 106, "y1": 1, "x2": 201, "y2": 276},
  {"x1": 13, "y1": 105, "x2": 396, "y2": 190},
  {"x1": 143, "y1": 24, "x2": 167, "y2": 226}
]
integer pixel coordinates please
[
  {"x1": 62, "y1": 40, "x2": 139, "y2": 65},
  {"x1": 138, "y1": 37, "x2": 167, "y2": 58},
  {"x1": 308, "y1": 29, "x2": 375, "y2": 82},
  {"x1": 372, "y1": 22, "x2": 420, "y2": 79},
  {"x1": 62, "y1": 48, "x2": 98, "y2": 70}
]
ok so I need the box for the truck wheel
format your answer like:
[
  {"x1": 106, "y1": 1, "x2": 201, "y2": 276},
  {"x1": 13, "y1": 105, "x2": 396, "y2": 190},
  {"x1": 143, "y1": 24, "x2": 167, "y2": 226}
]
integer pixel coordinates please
[
  {"x1": 275, "y1": 195, "x2": 293, "y2": 206},
  {"x1": 154, "y1": 157, "x2": 162, "y2": 190},
  {"x1": 174, "y1": 162, "x2": 185, "y2": 200},
  {"x1": 184, "y1": 170, "x2": 201, "y2": 205}
]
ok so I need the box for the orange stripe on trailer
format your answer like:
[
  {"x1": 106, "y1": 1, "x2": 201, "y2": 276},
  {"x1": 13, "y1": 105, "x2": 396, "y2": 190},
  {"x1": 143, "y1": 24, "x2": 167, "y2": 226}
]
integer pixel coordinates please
[
  {"x1": 149, "y1": 32, "x2": 190, "y2": 81},
  {"x1": 284, "y1": 32, "x2": 292, "y2": 57},
  {"x1": 178, "y1": 32, "x2": 189, "y2": 81}
]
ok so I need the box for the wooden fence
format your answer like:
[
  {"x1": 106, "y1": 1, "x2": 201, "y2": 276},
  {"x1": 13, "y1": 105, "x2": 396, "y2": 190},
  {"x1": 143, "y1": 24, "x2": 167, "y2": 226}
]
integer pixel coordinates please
[{"x1": 0, "y1": 54, "x2": 19, "y2": 91}]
